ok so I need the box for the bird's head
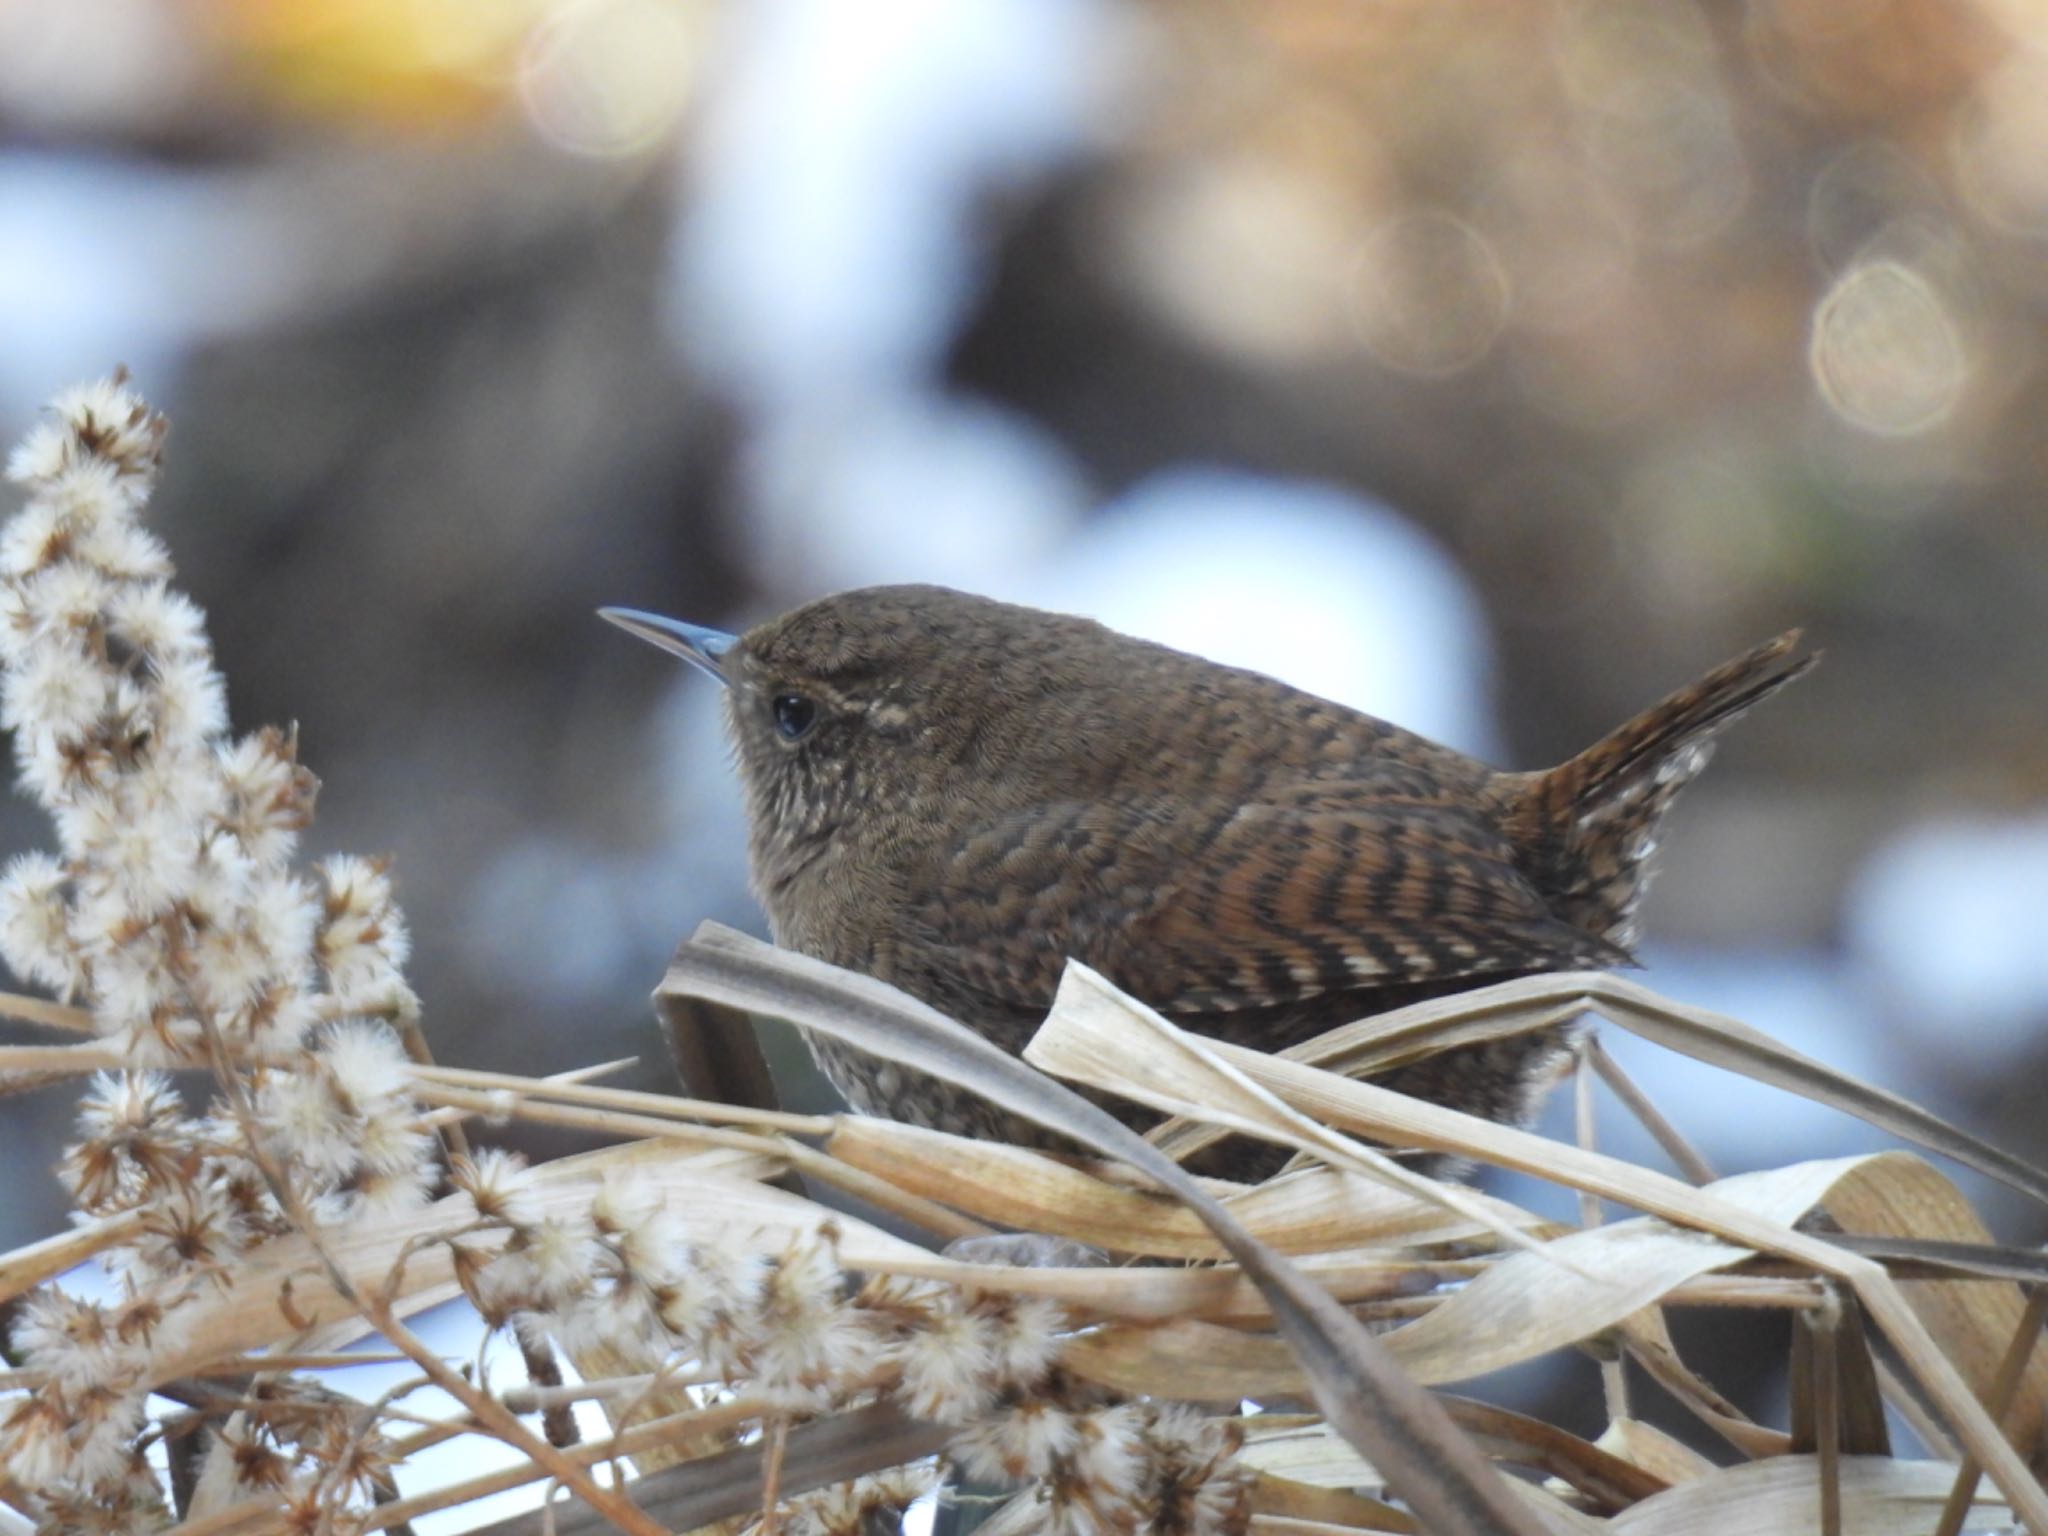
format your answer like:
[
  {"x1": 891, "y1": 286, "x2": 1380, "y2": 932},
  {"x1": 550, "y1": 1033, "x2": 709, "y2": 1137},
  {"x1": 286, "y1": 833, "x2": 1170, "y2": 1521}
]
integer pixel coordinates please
[{"x1": 601, "y1": 585, "x2": 1132, "y2": 865}]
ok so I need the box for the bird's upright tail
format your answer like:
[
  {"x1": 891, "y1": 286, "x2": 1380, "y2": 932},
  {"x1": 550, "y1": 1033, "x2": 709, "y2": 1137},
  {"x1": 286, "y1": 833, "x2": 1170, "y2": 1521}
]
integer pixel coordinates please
[{"x1": 1512, "y1": 631, "x2": 1817, "y2": 949}]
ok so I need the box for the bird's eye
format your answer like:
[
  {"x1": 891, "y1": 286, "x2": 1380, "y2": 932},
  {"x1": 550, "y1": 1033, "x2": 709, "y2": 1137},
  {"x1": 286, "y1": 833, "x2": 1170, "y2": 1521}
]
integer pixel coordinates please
[{"x1": 772, "y1": 693, "x2": 817, "y2": 741}]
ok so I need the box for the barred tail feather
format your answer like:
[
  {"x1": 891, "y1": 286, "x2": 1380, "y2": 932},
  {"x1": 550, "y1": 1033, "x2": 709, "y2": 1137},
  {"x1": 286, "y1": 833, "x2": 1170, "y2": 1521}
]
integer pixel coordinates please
[{"x1": 1520, "y1": 630, "x2": 1817, "y2": 948}]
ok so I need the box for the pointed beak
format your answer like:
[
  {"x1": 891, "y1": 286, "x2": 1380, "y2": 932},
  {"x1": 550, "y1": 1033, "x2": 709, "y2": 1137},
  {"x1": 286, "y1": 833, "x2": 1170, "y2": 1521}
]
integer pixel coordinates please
[{"x1": 597, "y1": 606, "x2": 737, "y2": 686}]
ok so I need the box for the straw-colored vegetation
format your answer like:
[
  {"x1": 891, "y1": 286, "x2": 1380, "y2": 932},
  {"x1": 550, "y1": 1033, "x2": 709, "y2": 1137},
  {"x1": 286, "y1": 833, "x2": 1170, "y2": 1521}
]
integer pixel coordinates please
[{"x1": 0, "y1": 378, "x2": 2043, "y2": 1536}]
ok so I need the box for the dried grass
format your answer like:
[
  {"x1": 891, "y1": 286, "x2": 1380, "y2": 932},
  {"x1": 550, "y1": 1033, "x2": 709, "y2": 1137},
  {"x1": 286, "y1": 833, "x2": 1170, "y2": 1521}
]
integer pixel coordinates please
[{"x1": 4, "y1": 910, "x2": 2044, "y2": 1536}]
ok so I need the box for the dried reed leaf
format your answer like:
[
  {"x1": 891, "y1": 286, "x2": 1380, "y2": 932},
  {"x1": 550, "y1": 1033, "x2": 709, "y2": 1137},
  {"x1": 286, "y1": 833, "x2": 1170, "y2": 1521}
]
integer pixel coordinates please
[
  {"x1": 1007, "y1": 963, "x2": 1559, "y2": 1266},
  {"x1": 1591, "y1": 1417, "x2": 1717, "y2": 1486},
  {"x1": 1383, "y1": 1220, "x2": 1742, "y2": 1386},
  {"x1": 1615, "y1": 1310, "x2": 1793, "y2": 1459},
  {"x1": 1237, "y1": 1409, "x2": 1612, "y2": 1532},
  {"x1": 1062, "y1": 1162, "x2": 1880, "y2": 1399},
  {"x1": 1238, "y1": 1418, "x2": 1382, "y2": 1489},
  {"x1": 662, "y1": 924, "x2": 1558, "y2": 1536},
  {"x1": 827, "y1": 1116, "x2": 1548, "y2": 1258},
  {"x1": 1381, "y1": 1158, "x2": 1889, "y2": 1386},
  {"x1": 1239, "y1": 1517, "x2": 1398, "y2": 1536},
  {"x1": 1213, "y1": 970, "x2": 2048, "y2": 1209},
  {"x1": 1585, "y1": 974, "x2": 2048, "y2": 1209},
  {"x1": 780, "y1": 1137, "x2": 996, "y2": 1241},
  {"x1": 1247, "y1": 1472, "x2": 1417, "y2": 1532},
  {"x1": 1498, "y1": 1483, "x2": 1611, "y2": 1535},
  {"x1": 827, "y1": 1115, "x2": 1210, "y2": 1252},
  {"x1": 1148, "y1": 996, "x2": 1585, "y2": 1163},
  {"x1": 1438, "y1": 1396, "x2": 1667, "y2": 1512},
  {"x1": 905, "y1": 1248, "x2": 1471, "y2": 1322},
  {"x1": 1605, "y1": 1456, "x2": 2010, "y2": 1534},
  {"x1": 1029, "y1": 966, "x2": 2048, "y2": 1530},
  {"x1": 1830, "y1": 1234, "x2": 2048, "y2": 1284},
  {"x1": 1063, "y1": 1318, "x2": 1301, "y2": 1398}
]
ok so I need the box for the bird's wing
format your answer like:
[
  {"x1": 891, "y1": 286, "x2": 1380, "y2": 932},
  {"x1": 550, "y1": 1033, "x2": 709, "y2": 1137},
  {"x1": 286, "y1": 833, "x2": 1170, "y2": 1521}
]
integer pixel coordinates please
[
  {"x1": 899, "y1": 785, "x2": 1629, "y2": 1019},
  {"x1": 1109, "y1": 795, "x2": 1628, "y2": 1013}
]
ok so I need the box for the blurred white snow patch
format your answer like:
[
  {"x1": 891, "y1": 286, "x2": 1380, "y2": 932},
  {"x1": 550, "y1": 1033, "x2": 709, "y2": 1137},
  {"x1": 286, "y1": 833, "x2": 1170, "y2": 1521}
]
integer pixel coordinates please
[
  {"x1": 1846, "y1": 811, "x2": 2048, "y2": 1055},
  {"x1": 739, "y1": 395, "x2": 1086, "y2": 592},
  {"x1": 0, "y1": 153, "x2": 207, "y2": 420},
  {"x1": 673, "y1": 0, "x2": 1107, "y2": 406},
  {"x1": 1017, "y1": 468, "x2": 1501, "y2": 757}
]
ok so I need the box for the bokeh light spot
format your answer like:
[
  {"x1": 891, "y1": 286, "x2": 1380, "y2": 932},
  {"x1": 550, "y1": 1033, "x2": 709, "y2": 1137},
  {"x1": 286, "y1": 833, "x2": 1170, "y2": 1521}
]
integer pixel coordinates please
[
  {"x1": 1346, "y1": 210, "x2": 1510, "y2": 377},
  {"x1": 1809, "y1": 258, "x2": 1967, "y2": 436},
  {"x1": 518, "y1": 0, "x2": 703, "y2": 159},
  {"x1": 1480, "y1": 150, "x2": 1635, "y2": 336}
]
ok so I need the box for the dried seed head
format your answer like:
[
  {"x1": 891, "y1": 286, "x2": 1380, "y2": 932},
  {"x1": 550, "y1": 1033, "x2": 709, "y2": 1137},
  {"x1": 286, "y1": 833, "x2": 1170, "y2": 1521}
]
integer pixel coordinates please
[
  {"x1": 450, "y1": 1147, "x2": 539, "y2": 1226},
  {"x1": 890, "y1": 1292, "x2": 998, "y2": 1424}
]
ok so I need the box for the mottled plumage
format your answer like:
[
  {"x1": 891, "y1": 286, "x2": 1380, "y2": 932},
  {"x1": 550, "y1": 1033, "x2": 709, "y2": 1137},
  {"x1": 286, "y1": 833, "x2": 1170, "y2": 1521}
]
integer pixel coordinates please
[{"x1": 606, "y1": 585, "x2": 1814, "y2": 1176}]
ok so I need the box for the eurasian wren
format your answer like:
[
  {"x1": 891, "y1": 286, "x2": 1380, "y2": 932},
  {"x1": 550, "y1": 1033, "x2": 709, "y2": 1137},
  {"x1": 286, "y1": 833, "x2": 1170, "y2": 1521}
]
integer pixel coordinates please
[{"x1": 603, "y1": 585, "x2": 1813, "y2": 1175}]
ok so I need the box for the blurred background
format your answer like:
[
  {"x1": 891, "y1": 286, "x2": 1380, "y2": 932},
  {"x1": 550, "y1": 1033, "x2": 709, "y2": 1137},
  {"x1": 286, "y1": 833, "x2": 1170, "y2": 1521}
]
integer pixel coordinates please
[{"x1": 4, "y1": 0, "x2": 2048, "y2": 1463}]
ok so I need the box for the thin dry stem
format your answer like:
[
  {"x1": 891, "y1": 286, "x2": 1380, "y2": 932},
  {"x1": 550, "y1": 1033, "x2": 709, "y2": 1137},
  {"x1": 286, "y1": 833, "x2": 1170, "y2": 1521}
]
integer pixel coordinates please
[
  {"x1": 0, "y1": 1042, "x2": 124, "y2": 1074},
  {"x1": 414, "y1": 1083, "x2": 790, "y2": 1159},
  {"x1": 0, "y1": 1207, "x2": 148, "y2": 1303},
  {"x1": 1585, "y1": 1034, "x2": 1718, "y2": 1185},
  {"x1": 0, "y1": 991, "x2": 94, "y2": 1033},
  {"x1": 410, "y1": 1064, "x2": 832, "y2": 1136}
]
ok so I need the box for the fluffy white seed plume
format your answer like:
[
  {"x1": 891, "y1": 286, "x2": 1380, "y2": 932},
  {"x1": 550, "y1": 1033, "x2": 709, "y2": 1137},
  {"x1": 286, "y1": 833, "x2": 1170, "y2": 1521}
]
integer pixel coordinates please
[
  {"x1": 450, "y1": 1146, "x2": 542, "y2": 1227},
  {"x1": 59, "y1": 1070, "x2": 192, "y2": 1211},
  {"x1": 750, "y1": 1231, "x2": 883, "y2": 1408},
  {"x1": 765, "y1": 1464, "x2": 940, "y2": 1536},
  {"x1": 0, "y1": 375, "x2": 441, "y2": 1514},
  {"x1": 0, "y1": 850, "x2": 80, "y2": 992},
  {"x1": 952, "y1": 1400, "x2": 1082, "y2": 1485},
  {"x1": 889, "y1": 1289, "x2": 999, "y2": 1424},
  {"x1": 314, "y1": 853, "x2": 415, "y2": 1014}
]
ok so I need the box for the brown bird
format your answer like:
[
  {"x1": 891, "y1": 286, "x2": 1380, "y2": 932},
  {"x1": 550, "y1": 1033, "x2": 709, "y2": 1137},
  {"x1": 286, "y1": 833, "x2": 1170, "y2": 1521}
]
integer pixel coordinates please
[{"x1": 602, "y1": 585, "x2": 1814, "y2": 1173}]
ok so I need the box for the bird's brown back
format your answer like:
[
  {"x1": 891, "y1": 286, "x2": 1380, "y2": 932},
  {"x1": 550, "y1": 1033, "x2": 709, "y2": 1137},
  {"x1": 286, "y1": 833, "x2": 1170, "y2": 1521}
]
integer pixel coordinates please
[{"x1": 709, "y1": 585, "x2": 1812, "y2": 1164}]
